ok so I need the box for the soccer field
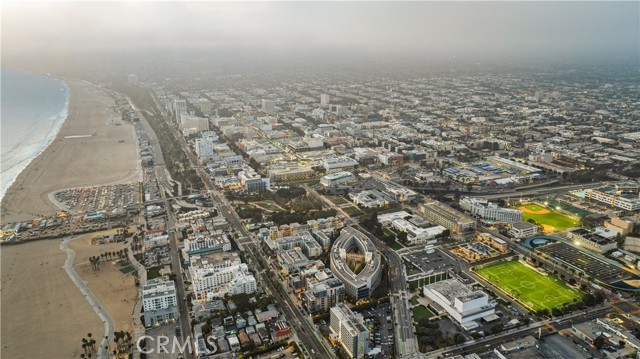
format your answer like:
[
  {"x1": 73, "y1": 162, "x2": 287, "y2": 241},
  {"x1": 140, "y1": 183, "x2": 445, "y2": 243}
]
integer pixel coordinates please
[
  {"x1": 476, "y1": 260, "x2": 583, "y2": 312},
  {"x1": 517, "y1": 203, "x2": 579, "y2": 232}
]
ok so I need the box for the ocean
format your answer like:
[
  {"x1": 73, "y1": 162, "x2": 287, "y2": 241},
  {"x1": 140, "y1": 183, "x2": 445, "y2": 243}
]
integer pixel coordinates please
[{"x1": 1, "y1": 69, "x2": 69, "y2": 201}]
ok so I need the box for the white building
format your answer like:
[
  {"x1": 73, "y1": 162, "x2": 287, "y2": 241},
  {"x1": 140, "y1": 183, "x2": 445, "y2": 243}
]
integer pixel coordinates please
[
  {"x1": 390, "y1": 218, "x2": 447, "y2": 245},
  {"x1": 144, "y1": 233, "x2": 169, "y2": 249},
  {"x1": 127, "y1": 74, "x2": 139, "y2": 85},
  {"x1": 320, "y1": 94, "x2": 330, "y2": 106},
  {"x1": 567, "y1": 229, "x2": 618, "y2": 254},
  {"x1": 184, "y1": 234, "x2": 232, "y2": 257},
  {"x1": 180, "y1": 113, "x2": 209, "y2": 132},
  {"x1": 585, "y1": 187, "x2": 640, "y2": 211},
  {"x1": 509, "y1": 221, "x2": 538, "y2": 239},
  {"x1": 261, "y1": 99, "x2": 276, "y2": 113},
  {"x1": 423, "y1": 279, "x2": 495, "y2": 324},
  {"x1": 195, "y1": 138, "x2": 215, "y2": 158},
  {"x1": 238, "y1": 167, "x2": 270, "y2": 192},
  {"x1": 189, "y1": 254, "x2": 256, "y2": 300},
  {"x1": 460, "y1": 197, "x2": 523, "y2": 223},
  {"x1": 330, "y1": 303, "x2": 369, "y2": 358},
  {"x1": 323, "y1": 156, "x2": 359, "y2": 173},
  {"x1": 349, "y1": 190, "x2": 390, "y2": 208},
  {"x1": 172, "y1": 99, "x2": 187, "y2": 121},
  {"x1": 330, "y1": 227, "x2": 382, "y2": 300},
  {"x1": 320, "y1": 171, "x2": 355, "y2": 187},
  {"x1": 143, "y1": 278, "x2": 178, "y2": 327}
]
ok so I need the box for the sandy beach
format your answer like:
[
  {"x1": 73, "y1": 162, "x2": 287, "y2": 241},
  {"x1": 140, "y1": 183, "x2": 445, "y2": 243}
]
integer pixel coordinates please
[
  {"x1": 69, "y1": 234, "x2": 137, "y2": 335},
  {"x1": 1, "y1": 240, "x2": 103, "y2": 358},
  {"x1": 1, "y1": 79, "x2": 139, "y2": 224}
]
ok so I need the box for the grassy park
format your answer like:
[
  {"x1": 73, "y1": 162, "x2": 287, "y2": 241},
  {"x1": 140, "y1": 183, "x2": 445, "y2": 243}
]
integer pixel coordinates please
[
  {"x1": 476, "y1": 260, "x2": 582, "y2": 312},
  {"x1": 517, "y1": 203, "x2": 579, "y2": 232},
  {"x1": 412, "y1": 306, "x2": 434, "y2": 321}
]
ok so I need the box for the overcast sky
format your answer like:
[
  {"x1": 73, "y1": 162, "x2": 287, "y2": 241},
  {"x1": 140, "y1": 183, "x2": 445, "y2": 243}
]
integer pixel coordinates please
[{"x1": 2, "y1": 1, "x2": 639, "y2": 68}]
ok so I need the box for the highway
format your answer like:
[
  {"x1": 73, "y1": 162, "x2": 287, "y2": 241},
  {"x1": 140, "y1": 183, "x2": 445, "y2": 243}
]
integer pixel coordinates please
[
  {"x1": 469, "y1": 182, "x2": 607, "y2": 200},
  {"x1": 61, "y1": 236, "x2": 115, "y2": 359}
]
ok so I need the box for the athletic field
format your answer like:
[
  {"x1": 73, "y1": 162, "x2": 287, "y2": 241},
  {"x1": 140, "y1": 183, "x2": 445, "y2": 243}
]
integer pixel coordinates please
[
  {"x1": 476, "y1": 260, "x2": 582, "y2": 312},
  {"x1": 517, "y1": 203, "x2": 579, "y2": 232}
]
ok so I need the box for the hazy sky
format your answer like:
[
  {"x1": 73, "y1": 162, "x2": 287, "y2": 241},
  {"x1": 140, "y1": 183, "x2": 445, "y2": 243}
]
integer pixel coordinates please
[{"x1": 2, "y1": 1, "x2": 639, "y2": 68}]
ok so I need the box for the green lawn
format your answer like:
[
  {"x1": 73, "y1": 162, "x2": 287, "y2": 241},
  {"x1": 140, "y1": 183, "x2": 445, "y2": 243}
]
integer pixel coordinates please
[
  {"x1": 517, "y1": 203, "x2": 580, "y2": 231},
  {"x1": 342, "y1": 206, "x2": 364, "y2": 216},
  {"x1": 412, "y1": 306, "x2": 434, "y2": 321},
  {"x1": 476, "y1": 260, "x2": 582, "y2": 312},
  {"x1": 326, "y1": 195, "x2": 349, "y2": 206},
  {"x1": 389, "y1": 241, "x2": 404, "y2": 251},
  {"x1": 252, "y1": 201, "x2": 284, "y2": 212},
  {"x1": 119, "y1": 265, "x2": 135, "y2": 274},
  {"x1": 147, "y1": 266, "x2": 162, "y2": 280}
]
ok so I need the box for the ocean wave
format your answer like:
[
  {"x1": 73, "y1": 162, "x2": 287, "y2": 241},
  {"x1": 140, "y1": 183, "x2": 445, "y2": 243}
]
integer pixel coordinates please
[{"x1": 0, "y1": 80, "x2": 69, "y2": 202}]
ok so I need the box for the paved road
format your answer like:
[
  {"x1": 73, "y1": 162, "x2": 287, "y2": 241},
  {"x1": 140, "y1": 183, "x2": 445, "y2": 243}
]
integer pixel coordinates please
[
  {"x1": 126, "y1": 94, "x2": 194, "y2": 358},
  {"x1": 356, "y1": 224, "x2": 421, "y2": 358},
  {"x1": 470, "y1": 182, "x2": 607, "y2": 200},
  {"x1": 60, "y1": 237, "x2": 115, "y2": 359},
  {"x1": 427, "y1": 306, "x2": 611, "y2": 358},
  {"x1": 305, "y1": 183, "x2": 420, "y2": 358}
]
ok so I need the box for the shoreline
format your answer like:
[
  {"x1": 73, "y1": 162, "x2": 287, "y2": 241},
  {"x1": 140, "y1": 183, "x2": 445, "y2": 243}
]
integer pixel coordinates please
[
  {"x1": 0, "y1": 71, "x2": 69, "y2": 202},
  {"x1": 1, "y1": 78, "x2": 140, "y2": 224}
]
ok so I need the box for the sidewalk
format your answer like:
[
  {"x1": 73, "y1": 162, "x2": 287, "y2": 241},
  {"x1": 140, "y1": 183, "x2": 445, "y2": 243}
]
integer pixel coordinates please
[{"x1": 127, "y1": 238, "x2": 147, "y2": 359}]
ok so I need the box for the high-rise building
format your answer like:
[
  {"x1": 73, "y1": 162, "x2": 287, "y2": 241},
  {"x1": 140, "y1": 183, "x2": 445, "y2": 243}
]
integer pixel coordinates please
[
  {"x1": 303, "y1": 277, "x2": 345, "y2": 314},
  {"x1": 172, "y1": 99, "x2": 188, "y2": 121},
  {"x1": 330, "y1": 303, "x2": 369, "y2": 358},
  {"x1": 261, "y1": 99, "x2": 276, "y2": 113},
  {"x1": 195, "y1": 138, "x2": 215, "y2": 158},
  {"x1": 127, "y1": 74, "x2": 139, "y2": 85},
  {"x1": 142, "y1": 278, "x2": 178, "y2": 327},
  {"x1": 320, "y1": 94, "x2": 330, "y2": 106},
  {"x1": 180, "y1": 113, "x2": 209, "y2": 132}
]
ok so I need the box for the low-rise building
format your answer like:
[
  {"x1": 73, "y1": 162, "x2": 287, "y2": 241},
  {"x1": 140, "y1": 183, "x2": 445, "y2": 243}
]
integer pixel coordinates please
[
  {"x1": 320, "y1": 171, "x2": 355, "y2": 186},
  {"x1": 423, "y1": 279, "x2": 496, "y2": 324},
  {"x1": 509, "y1": 221, "x2": 538, "y2": 239},
  {"x1": 568, "y1": 228, "x2": 618, "y2": 254},
  {"x1": 420, "y1": 200, "x2": 475, "y2": 234},
  {"x1": 323, "y1": 156, "x2": 359, "y2": 173},
  {"x1": 585, "y1": 187, "x2": 640, "y2": 211},
  {"x1": 460, "y1": 197, "x2": 523, "y2": 223}
]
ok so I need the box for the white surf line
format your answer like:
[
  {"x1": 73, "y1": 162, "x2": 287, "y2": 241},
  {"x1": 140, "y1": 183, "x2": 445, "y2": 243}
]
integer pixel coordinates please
[{"x1": 60, "y1": 237, "x2": 115, "y2": 359}]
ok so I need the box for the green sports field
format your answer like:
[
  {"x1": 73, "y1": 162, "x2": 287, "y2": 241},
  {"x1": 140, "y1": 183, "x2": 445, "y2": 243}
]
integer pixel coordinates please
[
  {"x1": 476, "y1": 260, "x2": 583, "y2": 312},
  {"x1": 516, "y1": 203, "x2": 579, "y2": 232}
]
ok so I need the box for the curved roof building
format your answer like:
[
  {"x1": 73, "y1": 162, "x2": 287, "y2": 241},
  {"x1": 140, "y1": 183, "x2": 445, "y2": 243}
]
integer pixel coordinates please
[{"x1": 330, "y1": 227, "x2": 383, "y2": 300}]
